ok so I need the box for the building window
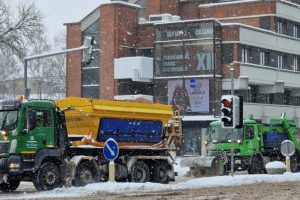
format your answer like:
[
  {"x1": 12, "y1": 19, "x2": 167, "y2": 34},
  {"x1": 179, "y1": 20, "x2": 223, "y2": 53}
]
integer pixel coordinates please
[
  {"x1": 277, "y1": 20, "x2": 287, "y2": 35},
  {"x1": 260, "y1": 51, "x2": 270, "y2": 66},
  {"x1": 278, "y1": 55, "x2": 283, "y2": 68},
  {"x1": 140, "y1": 48, "x2": 154, "y2": 57},
  {"x1": 277, "y1": 21, "x2": 283, "y2": 34},
  {"x1": 293, "y1": 25, "x2": 300, "y2": 38},
  {"x1": 242, "y1": 48, "x2": 248, "y2": 63},
  {"x1": 293, "y1": 56, "x2": 298, "y2": 71},
  {"x1": 129, "y1": 48, "x2": 136, "y2": 56}
]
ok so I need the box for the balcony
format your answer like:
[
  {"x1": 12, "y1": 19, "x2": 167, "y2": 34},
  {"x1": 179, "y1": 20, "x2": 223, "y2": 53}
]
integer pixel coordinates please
[{"x1": 114, "y1": 56, "x2": 153, "y2": 82}]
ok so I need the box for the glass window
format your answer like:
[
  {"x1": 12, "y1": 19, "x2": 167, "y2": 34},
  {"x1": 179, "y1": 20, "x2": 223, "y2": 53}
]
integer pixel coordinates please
[
  {"x1": 35, "y1": 110, "x2": 51, "y2": 127},
  {"x1": 244, "y1": 125, "x2": 254, "y2": 139},
  {"x1": 260, "y1": 51, "x2": 269, "y2": 66},
  {"x1": 242, "y1": 48, "x2": 248, "y2": 63},
  {"x1": 277, "y1": 21, "x2": 283, "y2": 34},
  {"x1": 278, "y1": 55, "x2": 283, "y2": 68},
  {"x1": 140, "y1": 48, "x2": 154, "y2": 57},
  {"x1": 293, "y1": 25, "x2": 300, "y2": 38}
]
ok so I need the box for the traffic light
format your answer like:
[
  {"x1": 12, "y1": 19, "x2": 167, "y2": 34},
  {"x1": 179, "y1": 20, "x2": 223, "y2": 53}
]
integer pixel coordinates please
[
  {"x1": 82, "y1": 36, "x2": 96, "y2": 64},
  {"x1": 221, "y1": 95, "x2": 243, "y2": 128},
  {"x1": 221, "y1": 95, "x2": 234, "y2": 128}
]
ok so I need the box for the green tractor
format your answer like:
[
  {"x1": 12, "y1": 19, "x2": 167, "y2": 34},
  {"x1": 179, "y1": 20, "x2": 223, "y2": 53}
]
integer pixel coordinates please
[{"x1": 181, "y1": 115, "x2": 300, "y2": 175}]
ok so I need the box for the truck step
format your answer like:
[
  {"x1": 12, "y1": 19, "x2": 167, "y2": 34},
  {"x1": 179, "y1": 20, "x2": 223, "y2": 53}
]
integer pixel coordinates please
[{"x1": 23, "y1": 159, "x2": 34, "y2": 162}]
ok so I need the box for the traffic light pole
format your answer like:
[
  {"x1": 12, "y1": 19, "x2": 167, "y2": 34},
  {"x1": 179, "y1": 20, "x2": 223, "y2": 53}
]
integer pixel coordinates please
[
  {"x1": 230, "y1": 64, "x2": 234, "y2": 176},
  {"x1": 230, "y1": 65, "x2": 234, "y2": 95},
  {"x1": 23, "y1": 45, "x2": 89, "y2": 99}
]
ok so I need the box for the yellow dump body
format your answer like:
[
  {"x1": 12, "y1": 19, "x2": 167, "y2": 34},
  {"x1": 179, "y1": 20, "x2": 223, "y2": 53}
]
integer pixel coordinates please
[{"x1": 55, "y1": 97, "x2": 175, "y2": 147}]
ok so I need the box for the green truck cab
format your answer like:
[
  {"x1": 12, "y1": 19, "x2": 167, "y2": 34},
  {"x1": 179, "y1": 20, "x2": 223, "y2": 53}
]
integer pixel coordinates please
[
  {"x1": 207, "y1": 116, "x2": 300, "y2": 174},
  {"x1": 0, "y1": 99, "x2": 69, "y2": 191}
]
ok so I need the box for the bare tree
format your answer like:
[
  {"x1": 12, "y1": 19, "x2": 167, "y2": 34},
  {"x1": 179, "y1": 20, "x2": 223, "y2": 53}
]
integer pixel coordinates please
[{"x1": 0, "y1": 0, "x2": 42, "y2": 58}]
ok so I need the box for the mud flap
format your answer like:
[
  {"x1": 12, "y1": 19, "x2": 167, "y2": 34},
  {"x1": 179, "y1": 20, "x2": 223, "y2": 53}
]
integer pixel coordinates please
[{"x1": 180, "y1": 156, "x2": 224, "y2": 176}]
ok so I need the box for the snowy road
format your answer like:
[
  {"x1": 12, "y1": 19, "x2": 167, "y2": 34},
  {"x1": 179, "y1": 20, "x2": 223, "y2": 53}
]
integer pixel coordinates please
[
  {"x1": 0, "y1": 159, "x2": 298, "y2": 199},
  {"x1": 1, "y1": 173, "x2": 300, "y2": 199}
]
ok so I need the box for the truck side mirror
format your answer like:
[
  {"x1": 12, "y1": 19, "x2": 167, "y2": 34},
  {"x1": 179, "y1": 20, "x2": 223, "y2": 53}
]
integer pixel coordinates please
[{"x1": 26, "y1": 108, "x2": 37, "y2": 131}]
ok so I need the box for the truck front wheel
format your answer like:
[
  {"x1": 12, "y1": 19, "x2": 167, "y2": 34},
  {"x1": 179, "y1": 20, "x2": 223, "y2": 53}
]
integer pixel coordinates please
[
  {"x1": 130, "y1": 161, "x2": 150, "y2": 183},
  {"x1": 248, "y1": 156, "x2": 264, "y2": 174},
  {"x1": 0, "y1": 177, "x2": 20, "y2": 192},
  {"x1": 74, "y1": 162, "x2": 98, "y2": 187},
  {"x1": 33, "y1": 162, "x2": 61, "y2": 191}
]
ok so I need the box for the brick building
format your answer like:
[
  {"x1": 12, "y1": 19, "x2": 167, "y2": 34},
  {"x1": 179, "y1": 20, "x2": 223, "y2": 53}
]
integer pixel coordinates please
[{"x1": 65, "y1": 0, "x2": 300, "y2": 155}]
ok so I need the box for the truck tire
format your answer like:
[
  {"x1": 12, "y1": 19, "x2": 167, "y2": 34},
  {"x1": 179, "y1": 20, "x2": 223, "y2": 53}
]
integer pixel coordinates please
[
  {"x1": 248, "y1": 155, "x2": 264, "y2": 174},
  {"x1": 74, "y1": 162, "x2": 98, "y2": 187},
  {"x1": 291, "y1": 156, "x2": 298, "y2": 172},
  {"x1": 0, "y1": 177, "x2": 20, "y2": 192},
  {"x1": 153, "y1": 163, "x2": 170, "y2": 184},
  {"x1": 33, "y1": 162, "x2": 62, "y2": 191},
  {"x1": 130, "y1": 161, "x2": 150, "y2": 183}
]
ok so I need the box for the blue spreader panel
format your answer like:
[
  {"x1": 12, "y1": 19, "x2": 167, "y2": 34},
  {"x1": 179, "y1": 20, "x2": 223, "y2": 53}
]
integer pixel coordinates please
[{"x1": 97, "y1": 118, "x2": 163, "y2": 143}]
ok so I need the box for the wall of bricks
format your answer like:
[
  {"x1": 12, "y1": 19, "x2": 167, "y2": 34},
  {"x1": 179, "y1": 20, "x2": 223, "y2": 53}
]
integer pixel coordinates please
[
  {"x1": 99, "y1": 4, "x2": 139, "y2": 100},
  {"x1": 66, "y1": 23, "x2": 82, "y2": 97},
  {"x1": 198, "y1": 1, "x2": 276, "y2": 19}
]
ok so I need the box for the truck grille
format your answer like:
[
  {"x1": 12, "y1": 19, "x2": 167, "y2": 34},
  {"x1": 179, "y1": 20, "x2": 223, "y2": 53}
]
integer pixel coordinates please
[{"x1": 0, "y1": 142, "x2": 9, "y2": 154}]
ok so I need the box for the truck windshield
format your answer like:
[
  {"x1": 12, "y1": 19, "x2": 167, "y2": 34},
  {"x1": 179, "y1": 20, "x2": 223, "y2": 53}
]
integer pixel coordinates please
[
  {"x1": 0, "y1": 110, "x2": 18, "y2": 131},
  {"x1": 208, "y1": 126, "x2": 243, "y2": 143}
]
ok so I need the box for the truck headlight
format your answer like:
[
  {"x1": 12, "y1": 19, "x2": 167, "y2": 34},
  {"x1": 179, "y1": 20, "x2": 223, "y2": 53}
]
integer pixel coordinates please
[
  {"x1": 237, "y1": 139, "x2": 242, "y2": 144},
  {"x1": 1, "y1": 131, "x2": 8, "y2": 140},
  {"x1": 9, "y1": 163, "x2": 20, "y2": 169}
]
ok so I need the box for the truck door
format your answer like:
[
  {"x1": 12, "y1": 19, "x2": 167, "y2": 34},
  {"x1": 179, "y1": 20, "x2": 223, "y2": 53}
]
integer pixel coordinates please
[
  {"x1": 242, "y1": 125, "x2": 260, "y2": 156},
  {"x1": 17, "y1": 108, "x2": 54, "y2": 153}
]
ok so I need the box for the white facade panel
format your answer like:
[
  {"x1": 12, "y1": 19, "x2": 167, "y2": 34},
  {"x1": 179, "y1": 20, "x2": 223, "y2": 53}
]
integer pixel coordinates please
[
  {"x1": 244, "y1": 102, "x2": 300, "y2": 127},
  {"x1": 239, "y1": 64, "x2": 300, "y2": 88},
  {"x1": 277, "y1": 2, "x2": 300, "y2": 23},
  {"x1": 114, "y1": 57, "x2": 153, "y2": 82},
  {"x1": 240, "y1": 27, "x2": 300, "y2": 55}
]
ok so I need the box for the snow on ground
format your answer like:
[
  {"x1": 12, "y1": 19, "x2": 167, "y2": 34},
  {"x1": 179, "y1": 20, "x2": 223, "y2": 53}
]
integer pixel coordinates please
[
  {"x1": 266, "y1": 161, "x2": 286, "y2": 169},
  {"x1": 9, "y1": 158, "x2": 300, "y2": 199}
]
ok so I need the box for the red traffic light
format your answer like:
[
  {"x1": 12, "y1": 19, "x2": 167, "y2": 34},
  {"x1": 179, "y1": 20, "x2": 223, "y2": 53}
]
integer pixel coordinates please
[{"x1": 222, "y1": 99, "x2": 232, "y2": 107}]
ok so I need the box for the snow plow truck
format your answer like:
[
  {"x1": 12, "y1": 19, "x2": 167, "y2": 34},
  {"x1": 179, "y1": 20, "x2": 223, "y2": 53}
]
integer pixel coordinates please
[
  {"x1": 0, "y1": 97, "x2": 181, "y2": 191},
  {"x1": 181, "y1": 115, "x2": 300, "y2": 175}
]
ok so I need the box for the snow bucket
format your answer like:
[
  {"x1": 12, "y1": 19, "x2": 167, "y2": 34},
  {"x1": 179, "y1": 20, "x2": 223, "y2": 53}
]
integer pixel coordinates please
[{"x1": 265, "y1": 161, "x2": 286, "y2": 174}]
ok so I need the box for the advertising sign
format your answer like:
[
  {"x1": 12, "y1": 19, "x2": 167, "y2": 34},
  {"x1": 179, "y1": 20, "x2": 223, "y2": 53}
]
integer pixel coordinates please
[{"x1": 168, "y1": 79, "x2": 209, "y2": 112}]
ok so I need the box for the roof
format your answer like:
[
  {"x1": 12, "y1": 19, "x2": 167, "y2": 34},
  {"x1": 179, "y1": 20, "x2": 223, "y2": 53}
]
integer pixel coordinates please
[{"x1": 182, "y1": 115, "x2": 219, "y2": 121}]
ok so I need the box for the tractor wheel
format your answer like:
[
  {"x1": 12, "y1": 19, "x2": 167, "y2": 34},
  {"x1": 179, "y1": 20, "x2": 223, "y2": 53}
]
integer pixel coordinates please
[
  {"x1": 33, "y1": 162, "x2": 61, "y2": 191},
  {"x1": 0, "y1": 177, "x2": 20, "y2": 192},
  {"x1": 291, "y1": 156, "x2": 298, "y2": 172},
  {"x1": 248, "y1": 155, "x2": 265, "y2": 174},
  {"x1": 75, "y1": 162, "x2": 99, "y2": 187},
  {"x1": 130, "y1": 161, "x2": 150, "y2": 183},
  {"x1": 153, "y1": 163, "x2": 170, "y2": 184}
]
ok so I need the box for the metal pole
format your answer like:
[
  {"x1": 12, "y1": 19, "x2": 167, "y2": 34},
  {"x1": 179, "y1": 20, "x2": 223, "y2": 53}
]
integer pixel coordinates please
[
  {"x1": 23, "y1": 45, "x2": 89, "y2": 99},
  {"x1": 230, "y1": 64, "x2": 234, "y2": 176},
  {"x1": 230, "y1": 65, "x2": 234, "y2": 95},
  {"x1": 24, "y1": 60, "x2": 28, "y2": 99}
]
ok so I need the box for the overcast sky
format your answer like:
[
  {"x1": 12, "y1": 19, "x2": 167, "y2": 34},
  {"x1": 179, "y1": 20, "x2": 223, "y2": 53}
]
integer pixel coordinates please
[{"x1": 12, "y1": 0, "x2": 111, "y2": 40}]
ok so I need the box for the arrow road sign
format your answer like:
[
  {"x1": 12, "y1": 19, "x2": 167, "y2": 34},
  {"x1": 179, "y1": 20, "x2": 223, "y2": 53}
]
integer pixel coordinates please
[{"x1": 103, "y1": 138, "x2": 119, "y2": 161}]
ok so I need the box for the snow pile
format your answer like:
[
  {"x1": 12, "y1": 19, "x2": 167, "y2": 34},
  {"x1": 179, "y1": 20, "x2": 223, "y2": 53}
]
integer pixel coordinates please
[
  {"x1": 174, "y1": 157, "x2": 190, "y2": 176},
  {"x1": 266, "y1": 161, "x2": 286, "y2": 169},
  {"x1": 17, "y1": 173, "x2": 300, "y2": 199}
]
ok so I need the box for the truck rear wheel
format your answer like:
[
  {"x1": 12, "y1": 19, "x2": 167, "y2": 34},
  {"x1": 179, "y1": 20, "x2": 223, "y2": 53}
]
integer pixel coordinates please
[
  {"x1": 33, "y1": 162, "x2": 61, "y2": 191},
  {"x1": 75, "y1": 162, "x2": 98, "y2": 187},
  {"x1": 130, "y1": 161, "x2": 150, "y2": 183},
  {"x1": 0, "y1": 177, "x2": 20, "y2": 192},
  {"x1": 153, "y1": 163, "x2": 170, "y2": 184}
]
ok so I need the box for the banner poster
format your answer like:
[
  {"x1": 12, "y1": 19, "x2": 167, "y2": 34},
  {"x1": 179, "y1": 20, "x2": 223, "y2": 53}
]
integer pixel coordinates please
[{"x1": 168, "y1": 79, "x2": 209, "y2": 112}]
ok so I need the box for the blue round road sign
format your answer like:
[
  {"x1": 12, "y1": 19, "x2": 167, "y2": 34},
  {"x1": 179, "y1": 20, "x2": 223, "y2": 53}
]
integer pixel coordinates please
[{"x1": 103, "y1": 138, "x2": 119, "y2": 161}]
